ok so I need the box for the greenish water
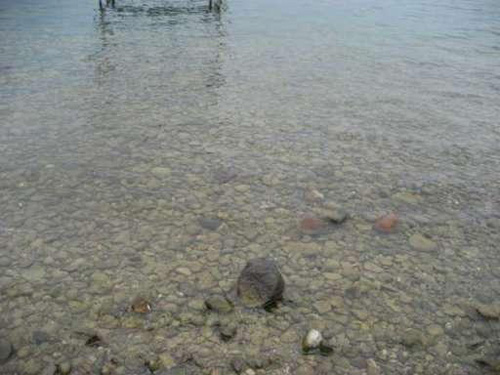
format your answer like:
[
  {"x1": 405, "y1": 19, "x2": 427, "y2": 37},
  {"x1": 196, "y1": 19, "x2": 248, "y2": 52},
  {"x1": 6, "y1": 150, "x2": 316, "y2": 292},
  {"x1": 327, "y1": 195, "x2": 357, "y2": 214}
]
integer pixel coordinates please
[{"x1": 1, "y1": 0, "x2": 500, "y2": 374}]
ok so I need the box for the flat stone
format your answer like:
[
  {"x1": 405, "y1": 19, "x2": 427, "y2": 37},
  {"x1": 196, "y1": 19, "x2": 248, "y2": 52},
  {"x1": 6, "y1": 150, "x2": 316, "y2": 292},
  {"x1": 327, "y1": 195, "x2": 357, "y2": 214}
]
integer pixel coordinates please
[
  {"x1": 401, "y1": 328, "x2": 426, "y2": 348},
  {"x1": 392, "y1": 191, "x2": 422, "y2": 204},
  {"x1": 427, "y1": 324, "x2": 444, "y2": 336},
  {"x1": 366, "y1": 358, "x2": 381, "y2": 375},
  {"x1": 305, "y1": 189, "x2": 324, "y2": 202},
  {"x1": 23, "y1": 266, "x2": 46, "y2": 281},
  {"x1": 58, "y1": 362, "x2": 72, "y2": 375},
  {"x1": 234, "y1": 184, "x2": 250, "y2": 193},
  {"x1": 475, "y1": 303, "x2": 500, "y2": 319},
  {"x1": 409, "y1": 233, "x2": 438, "y2": 252},
  {"x1": 299, "y1": 217, "x2": 328, "y2": 235},
  {"x1": 0, "y1": 338, "x2": 12, "y2": 363},
  {"x1": 314, "y1": 300, "x2": 332, "y2": 314},
  {"x1": 199, "y1": 218, "x2": 222, "y2": 231},
  {"x1": 205, "y1": 295, "x2": 234, "y2": 314},
  {"x1": 151, "y1": 167, "x2": 171, "y2": 177},
  {"x1": 324, "y1": 272, "x2": 342, "y2": 281},
  {"x1": 176, "y1": 267, "x2": 192, "y2": 276}
]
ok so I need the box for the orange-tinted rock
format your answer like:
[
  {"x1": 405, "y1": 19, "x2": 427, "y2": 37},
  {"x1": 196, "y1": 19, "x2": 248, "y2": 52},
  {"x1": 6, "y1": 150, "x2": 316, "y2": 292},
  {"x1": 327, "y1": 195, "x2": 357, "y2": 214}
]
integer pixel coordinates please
[
  {"x1": 374, "y1": 212, "x2": 398, "y2": 233},
  {"x1": 299, "y1": 217, "x2": 328, "y2": 235}
]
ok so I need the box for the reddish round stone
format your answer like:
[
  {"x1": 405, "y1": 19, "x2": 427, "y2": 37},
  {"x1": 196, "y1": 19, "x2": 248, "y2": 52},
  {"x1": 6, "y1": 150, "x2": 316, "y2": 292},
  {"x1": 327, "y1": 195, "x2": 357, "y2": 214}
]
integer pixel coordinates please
[{"x1": 374, "y1": 212, "x2": 398, "y2": 233}]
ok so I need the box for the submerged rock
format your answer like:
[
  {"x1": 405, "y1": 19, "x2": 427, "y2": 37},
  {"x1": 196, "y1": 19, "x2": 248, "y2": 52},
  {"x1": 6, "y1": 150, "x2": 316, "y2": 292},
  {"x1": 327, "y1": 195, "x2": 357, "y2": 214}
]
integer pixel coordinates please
[
  {"x1": 219, "y1": 323, "x2": 237, "y2": 342},
  {"x1": 302, "y1": 329, "x2": 322, "y2": 353},
  {"x1": 299, "y1": 217, "x2": 328, "y2": 235},
  {"x1": 237, "y1": 257, "x2": 285, "y2": 308},
  {"x1": 58, "y1": 362, "x2": 72, "y2": 375},
  {"x1": 474, "y1": 302, "x2": 500, "y2": 320},
  {"x1": 205, "y1": 295, "x2": 234, "y2": 314},
  {"x1": 305, "y1": 188, "x2": 324, "y2": 203},
  {"x1": 131, "y1": 296, "x2": 151, "y2": 313},
  {"x1": 401, "y1": 328, "x2": 426, "y2": 348},
  {"x1": 0, "y1": 338, "x2": 12, "y2": 363},
  {"x1": 374, "y1": 212, "x2": 398, "y2": 233},
  {"x1": 366, "y1": 358, "x2": 381, "y2": 375},
  {"x1": 409, "y1": 233, "x2": 437, "y2": 252},
  {"x1": 199, "y1": 217, "x2": 222, "y2": 231}
]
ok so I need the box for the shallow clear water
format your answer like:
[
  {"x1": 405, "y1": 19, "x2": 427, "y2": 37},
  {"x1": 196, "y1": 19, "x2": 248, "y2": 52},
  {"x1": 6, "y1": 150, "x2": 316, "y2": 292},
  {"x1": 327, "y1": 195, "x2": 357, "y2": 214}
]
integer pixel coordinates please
[{"x1": 1, "y1": 0, "x2": 500, "y2": 374}]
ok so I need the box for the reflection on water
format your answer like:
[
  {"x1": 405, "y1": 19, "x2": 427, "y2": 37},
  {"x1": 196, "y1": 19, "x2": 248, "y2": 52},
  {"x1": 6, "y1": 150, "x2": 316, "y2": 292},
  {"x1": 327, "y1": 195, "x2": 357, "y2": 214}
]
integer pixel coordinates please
[{"x1": 1, "y1": 0, "x2": 500, "y2": 374}]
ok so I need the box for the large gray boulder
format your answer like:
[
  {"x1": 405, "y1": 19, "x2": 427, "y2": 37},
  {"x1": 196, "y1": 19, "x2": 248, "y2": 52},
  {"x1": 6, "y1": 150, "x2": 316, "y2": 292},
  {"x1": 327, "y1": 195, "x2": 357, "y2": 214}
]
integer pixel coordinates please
[{"x1": 237, "y1": 257, "x2": 285, "y2": 308}]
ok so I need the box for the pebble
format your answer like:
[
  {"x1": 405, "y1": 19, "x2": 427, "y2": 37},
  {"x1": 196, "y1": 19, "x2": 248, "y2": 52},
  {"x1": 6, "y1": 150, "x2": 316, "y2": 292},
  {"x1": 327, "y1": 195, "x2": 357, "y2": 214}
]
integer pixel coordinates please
[
  {"x1": 199, "y1": 218, "x2": 222, "y2": 231},
  {"x1": 305, "y1": 188, "x2": 324, "y2": 202},
  {"x1": 299, "y1": 217, "x2": 328, "y2": 235},
  {"x1": 474, "y1": 302, "x2": 500, "y2": 319},
  {"x1": 302, "y1": 329, "x2": 323, "y2": 352},
  {"x1": 427, "y1": 324, "x2": 444, "y2": 336},
  {"x1": 205, "y1": 295, "x2": 234, "y2": 314},
  {"x1": 58, "y1": 362, "x2": 72, "y2": 375},
  {"x1": 409, "y1": 233, "x2": 438, "y2": 252},
  {"x1": 176, "y1": 267, "x2": 192, "y2": 276},
  {"x1": 366, "y1": 358, "x2": 381, "y2": 375},
  {"x1": 401, "y1": 328, "x2": 426, "y2": 348},
  {"x1": 0, "y1": 338, "x2": 12, "y2": 363},
  {"x1": 314, "y1": 300, "x2": 332, "y2": 314},
  {"x1": 131, "y1": 296, "x2": 151, "y2": 313},
  {"x1": 234, "y1": 184, "x2": 250, "y2": 193},
  {"x1": 374, "y1": 212, "x2": 398, "y2": 233}
]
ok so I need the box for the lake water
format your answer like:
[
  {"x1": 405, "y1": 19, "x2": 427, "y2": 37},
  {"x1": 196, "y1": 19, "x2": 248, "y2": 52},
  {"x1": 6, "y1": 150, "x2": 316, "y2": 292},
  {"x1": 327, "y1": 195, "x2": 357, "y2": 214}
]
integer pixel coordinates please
[{"x1": 1, "y1": 0, "x2": 500, "y2": 374}]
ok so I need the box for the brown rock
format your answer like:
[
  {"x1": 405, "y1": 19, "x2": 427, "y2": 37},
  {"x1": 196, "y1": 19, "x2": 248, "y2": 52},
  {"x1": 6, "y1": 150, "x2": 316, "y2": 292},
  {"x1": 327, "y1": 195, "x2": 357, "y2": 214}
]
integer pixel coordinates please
[
  {"x1": 131, "y1": 296, "x2": 151, "y2": 313},
  {"x1": 299, "y1": 217, "x2": 328, "y2": 235},
  {"x1": 374, "y1": 212, "x2": 398, "y2": 233}
]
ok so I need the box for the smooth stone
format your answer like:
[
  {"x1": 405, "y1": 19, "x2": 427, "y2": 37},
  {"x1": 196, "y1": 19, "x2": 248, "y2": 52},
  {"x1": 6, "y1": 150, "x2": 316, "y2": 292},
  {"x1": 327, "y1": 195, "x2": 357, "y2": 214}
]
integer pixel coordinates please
[
  {"x1": 151, "y1": 167, "x2": 171, "y2": 177},
  {"x1": 298, "y1": 217, "x2": 328, "y2": 235},
  {"x1": 409, "y1": 233, "x2": 438, "y2": 252},
  {"x1": 427, "y1": 324, "x2": 444, "y2": 336},
  {"x1": 234, "y1": 184, "x2": 250, "y2": 193},
  {"x1": 374, "y1": 212, "x2": 398, "y2": 233},
  {"x1": 475, "y1": 303, "x2": 500, "y2": 319},
  {"x1": 314, "y1": 300, "x2": 332, "y2": 314},
  {"x1": 58, "y1": 362, "x2": 72, "y2": 375},
  {"x1": 393, "y1": 191, "x2": 422, "y2": 204},
  {"x1": 305, "y1": 188, "x2": 324, "y2": 202},
  {"x1": 401, "y1": 328, "x2": 426, "y2": 348},
  {"x1": 205, "y1": 295, "x2": 234, "y2": 314},
  {"x1": 176, "y1": 267, "x2": 192, "y2": 276},
  {"x1": 0, "y1": 338, "x2": 13, "y2": 363},
  {"x1": 41, "y1": 363, "x2": 57, "y2": 375},
  {"x1": 199, "y1": 218, "x2": 222, "y2": 231},
  {"x1": 237, "y1": 257, "x2": 285, "y2": 308},
  {"x1": 302, "y1": 329, "x2": 323, "y2": 352},
  {"x1": 23, "y1": 266, "x2": 46, "y2": 281},
  {"x1": 325, "y1": 208, "x2": 348, "y2": 224},
  {"x1": 366, "y1": 358, "x2": 381, "y2": 375}
]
